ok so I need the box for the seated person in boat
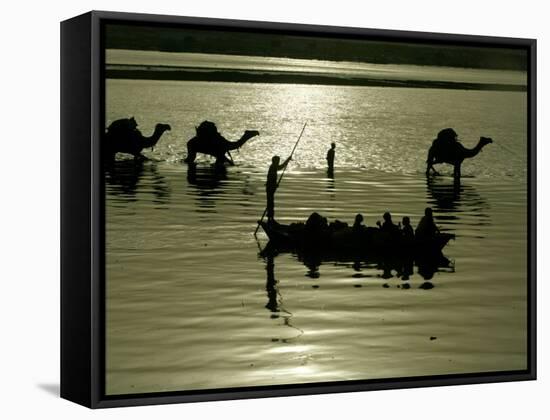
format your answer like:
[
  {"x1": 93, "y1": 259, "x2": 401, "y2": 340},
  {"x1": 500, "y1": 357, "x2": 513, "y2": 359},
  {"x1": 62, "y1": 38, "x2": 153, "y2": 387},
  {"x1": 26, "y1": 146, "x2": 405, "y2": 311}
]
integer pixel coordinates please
[
  {"x1": 377, "y1": 212, "x2": 400, "y2": 236},
  {"x1": 305, "y1": 212, "x2": 329, "y2": 233},
  {"x1": 415, "y1": 207, "x2": 440, "y2": 240},
  {"x1": 329, "y1": 219, "x2": 348, "y2": 231},
  {"x1": 401, "y1": 216, "x2": 415, "y2": 243},
  {"x1": 352, "y1": 213, "x2": 367, "y2": 232}
]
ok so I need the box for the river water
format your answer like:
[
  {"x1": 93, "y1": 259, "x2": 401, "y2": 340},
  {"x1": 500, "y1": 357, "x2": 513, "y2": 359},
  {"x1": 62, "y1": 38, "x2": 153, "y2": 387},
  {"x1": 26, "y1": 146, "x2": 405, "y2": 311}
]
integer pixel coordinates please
[{"x1": 104, "y1": 55, "x2": 528, "y2": 395}]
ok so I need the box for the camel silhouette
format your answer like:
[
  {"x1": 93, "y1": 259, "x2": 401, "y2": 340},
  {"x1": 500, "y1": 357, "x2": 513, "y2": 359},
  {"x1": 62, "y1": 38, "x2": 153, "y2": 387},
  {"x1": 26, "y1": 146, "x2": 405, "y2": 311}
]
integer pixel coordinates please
[
  {"x1": 184, "y1": 121, "x2": 259, "y2": 165},
  {"x1": 104, "y1": 117, "x2": 171, "y2": 160},
  {"x1": 426, "y1": 128, "x2": 493, "y2": 179}
]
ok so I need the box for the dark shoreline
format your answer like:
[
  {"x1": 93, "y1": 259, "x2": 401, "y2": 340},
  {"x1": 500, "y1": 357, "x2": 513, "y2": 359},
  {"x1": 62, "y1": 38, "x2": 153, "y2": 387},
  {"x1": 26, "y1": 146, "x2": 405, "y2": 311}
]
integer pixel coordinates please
[{"x1": 105, "y1": 67, "x2": 526, "y2": 92}]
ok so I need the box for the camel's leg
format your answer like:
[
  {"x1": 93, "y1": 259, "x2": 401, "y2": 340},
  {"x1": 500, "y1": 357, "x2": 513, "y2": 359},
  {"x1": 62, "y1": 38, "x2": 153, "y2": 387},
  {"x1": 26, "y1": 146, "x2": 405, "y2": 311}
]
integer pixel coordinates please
[
  {"x1": 453, "y1": 163, "x2": 461, "y2": 180},
  {"x1": 106, "y1": 152, "x2": 117, "y2": 163},
  {"x1": 215, "y1": 154, "x2": 233, "y2": 166},
  {"x1": 184, "y1": 147, "x2": 196, "y2": 164},
  {"x1": 453, "y1": 176, "x2": 461, "y2": 189},
  {"x1": 426, "y1": 163, "x2": 440, "y2": 177},
  {"x1": 133, "y1": 152, "x2": 150, "y2": 162},
  {"x1": 426, "y1": 148, "x2": 435, "y2": 176},
  {"x1": 224, "y1": 155, "x2": 235, "y2": 166}
]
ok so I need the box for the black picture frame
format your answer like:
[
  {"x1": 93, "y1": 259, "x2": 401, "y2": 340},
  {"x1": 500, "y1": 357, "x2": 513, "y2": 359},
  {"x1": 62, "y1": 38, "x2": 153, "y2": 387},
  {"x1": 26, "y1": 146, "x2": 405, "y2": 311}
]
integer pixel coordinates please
[{"x1": 60, "y1": 10, "x2": 536, "y2": 409}]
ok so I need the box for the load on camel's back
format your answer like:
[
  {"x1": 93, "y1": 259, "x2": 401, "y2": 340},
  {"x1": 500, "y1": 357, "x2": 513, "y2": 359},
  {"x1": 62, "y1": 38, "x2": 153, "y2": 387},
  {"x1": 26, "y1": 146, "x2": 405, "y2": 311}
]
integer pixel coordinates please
[
  {"x1": 184, "y1": 120, "x2": 259, "y2": 166},
  {"x1": 104, "y1": 117, "x2": 171, "y2": 160}
]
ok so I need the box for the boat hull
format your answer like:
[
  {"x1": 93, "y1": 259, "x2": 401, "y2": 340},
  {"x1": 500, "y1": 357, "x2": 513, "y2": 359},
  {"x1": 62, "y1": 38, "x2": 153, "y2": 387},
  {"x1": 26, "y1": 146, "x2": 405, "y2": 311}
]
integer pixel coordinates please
[{"x1": 259, "y1": 221, "x2": 454, "y2": 259}]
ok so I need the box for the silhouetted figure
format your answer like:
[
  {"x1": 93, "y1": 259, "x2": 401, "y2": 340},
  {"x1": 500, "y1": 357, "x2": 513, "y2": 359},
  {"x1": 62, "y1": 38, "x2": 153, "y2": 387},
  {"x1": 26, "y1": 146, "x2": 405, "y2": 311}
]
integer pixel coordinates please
[
  {"x1": 426, "y1": 127, "x2": 493, "y2": 179},
  {"x1": 400, "y1": 216, "x2": 415, "y2": 280},
  {"x1": 305, "y1": 212, "x2": 327, "y2": 229},
  {"x1": 266, "y1": 155, "x2": 291, "y2": 223},
  {"x1": 353, "y1": 213, "x2": 366, "y2": 232},
  {"x1": 377, "y1": 212, "x2": 399, "y2": 235},
  {"x1": 415, "y1": 207, "x2": 440, "y2": 240},
  {"x1": 326, "y1": 142, "x2": 336, "y2": 173},
  {"x1": 402, "y1": 216, "x2": 414, "y2": 242}
]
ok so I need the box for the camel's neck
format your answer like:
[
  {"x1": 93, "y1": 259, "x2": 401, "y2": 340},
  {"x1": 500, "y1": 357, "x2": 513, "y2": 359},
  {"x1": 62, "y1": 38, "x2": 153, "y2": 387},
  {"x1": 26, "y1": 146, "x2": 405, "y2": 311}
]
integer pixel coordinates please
[
  {"x1": 463, "y1": 140, "x2": 487, "y2": 159},
  {"x1": 226, "y1": 134, "x2": 251, "y2": 151},
  {"x1": 141, "y1": 126, "x2": 165, "y2": 148}
]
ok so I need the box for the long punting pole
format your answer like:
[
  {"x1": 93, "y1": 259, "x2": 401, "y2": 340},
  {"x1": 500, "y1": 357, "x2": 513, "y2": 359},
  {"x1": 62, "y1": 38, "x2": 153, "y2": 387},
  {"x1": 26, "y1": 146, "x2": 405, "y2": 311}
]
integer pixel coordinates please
[{"x1": 254, "y1": 122, "x2": 308, "y2": 236}]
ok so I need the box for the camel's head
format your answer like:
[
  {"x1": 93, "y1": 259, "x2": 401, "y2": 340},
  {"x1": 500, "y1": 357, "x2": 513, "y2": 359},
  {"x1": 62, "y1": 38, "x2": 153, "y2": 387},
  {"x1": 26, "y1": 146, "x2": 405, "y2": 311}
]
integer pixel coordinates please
[
  {"x1": 480, "y1": 136, "x2": 493, "y2": 147},
  {"x1": 156, "y1": 123, "x2": 171, "y2": 133}
]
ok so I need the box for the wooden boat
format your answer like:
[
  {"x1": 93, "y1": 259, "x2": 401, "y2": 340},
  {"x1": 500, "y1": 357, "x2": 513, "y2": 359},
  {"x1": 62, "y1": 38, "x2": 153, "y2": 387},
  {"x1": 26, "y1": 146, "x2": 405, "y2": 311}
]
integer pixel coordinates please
[{"x1": 259, "y1": 220, "x2": 454, "y2": 258}]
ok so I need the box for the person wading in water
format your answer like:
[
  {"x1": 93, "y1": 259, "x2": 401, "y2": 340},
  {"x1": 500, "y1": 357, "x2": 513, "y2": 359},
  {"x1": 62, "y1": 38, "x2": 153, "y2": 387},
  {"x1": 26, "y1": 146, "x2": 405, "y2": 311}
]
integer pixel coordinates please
[
  {"x1": 326, "y1": 142, "x2": 336, "y2": 174},
  {"x1": 266, "y1": 155, "x2": 292, "y2": 223}
]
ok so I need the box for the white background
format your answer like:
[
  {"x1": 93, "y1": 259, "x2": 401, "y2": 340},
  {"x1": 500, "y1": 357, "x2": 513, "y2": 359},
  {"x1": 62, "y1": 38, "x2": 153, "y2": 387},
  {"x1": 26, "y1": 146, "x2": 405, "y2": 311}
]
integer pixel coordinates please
[{"x1": 0, "y1": 0, "x2": 547, "y2": 418}]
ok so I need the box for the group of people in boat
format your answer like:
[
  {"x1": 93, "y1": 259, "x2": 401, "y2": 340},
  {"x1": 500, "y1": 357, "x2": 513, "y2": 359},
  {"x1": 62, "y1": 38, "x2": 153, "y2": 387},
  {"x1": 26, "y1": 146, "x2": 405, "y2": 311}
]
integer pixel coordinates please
[
  {"x1": 353, "y1": 207, "x2": 440, "y2": 241},
  {"x1": 302, "y1": 207, "x2": 440, "y2": 242}
]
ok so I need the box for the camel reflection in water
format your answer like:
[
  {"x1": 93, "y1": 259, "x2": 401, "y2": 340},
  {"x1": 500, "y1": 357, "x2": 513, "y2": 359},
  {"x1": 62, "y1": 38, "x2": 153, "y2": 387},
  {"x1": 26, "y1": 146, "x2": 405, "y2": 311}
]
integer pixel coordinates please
[
  {"x1": 426, "y1": 177, "x2": 490, "y2": 238},
  {"x1": 186, "y1": 163, "x2": 229, "y2": 212},
  {"x1": 105, "y1": 159, "x2": 170, "y2": 205}
]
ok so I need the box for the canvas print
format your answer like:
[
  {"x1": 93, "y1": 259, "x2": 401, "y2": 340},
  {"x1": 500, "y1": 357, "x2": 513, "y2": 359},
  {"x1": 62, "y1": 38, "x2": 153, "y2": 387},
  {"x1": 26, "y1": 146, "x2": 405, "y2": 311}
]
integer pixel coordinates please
[{"x1": 103, "y1": 22, "x2": 529, "y2": 395}]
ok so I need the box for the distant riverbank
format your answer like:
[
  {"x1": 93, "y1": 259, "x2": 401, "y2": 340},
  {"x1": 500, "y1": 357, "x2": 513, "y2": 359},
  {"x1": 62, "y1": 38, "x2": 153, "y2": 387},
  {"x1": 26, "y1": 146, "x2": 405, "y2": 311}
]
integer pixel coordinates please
[{"x1": 105, "y1": 64, "x2": 526, "y2": 92}]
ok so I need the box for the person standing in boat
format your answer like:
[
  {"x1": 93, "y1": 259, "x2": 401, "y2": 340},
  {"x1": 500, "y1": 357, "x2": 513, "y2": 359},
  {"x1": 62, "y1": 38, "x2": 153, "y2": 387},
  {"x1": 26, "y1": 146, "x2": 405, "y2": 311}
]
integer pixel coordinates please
[
  {"x1": 266, "y1": 155, "x2": 292, "y2": 223},
  {"x1": 415, "y1": 207, "x2": 440, "y2": 240},
  {"x1": 326, "y1": 142, "x2": 336, "y2": 173}
]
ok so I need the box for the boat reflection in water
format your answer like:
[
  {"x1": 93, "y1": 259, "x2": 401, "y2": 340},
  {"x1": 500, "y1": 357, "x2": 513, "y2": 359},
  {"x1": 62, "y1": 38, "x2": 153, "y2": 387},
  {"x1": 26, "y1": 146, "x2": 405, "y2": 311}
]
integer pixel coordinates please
[
  {"x1": 186, "y1": 163, "x2": 229, "y2": 212},
  {"x1": 263, "y1": 253, "x2": 304, "y2": 343},
  {"x1": 259, "y1": 232, "x2": 455, "y2": 293}
]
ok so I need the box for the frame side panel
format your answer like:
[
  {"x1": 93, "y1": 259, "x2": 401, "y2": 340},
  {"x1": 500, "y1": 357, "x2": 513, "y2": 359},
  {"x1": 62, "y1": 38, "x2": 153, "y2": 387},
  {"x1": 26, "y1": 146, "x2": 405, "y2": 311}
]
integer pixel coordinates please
[
  {"x1": 60, "y1": 12, "x2": 93, "y2": 408},
  {"x1": 528, "y1": 39, "x2": 537, "y2": 379}
]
